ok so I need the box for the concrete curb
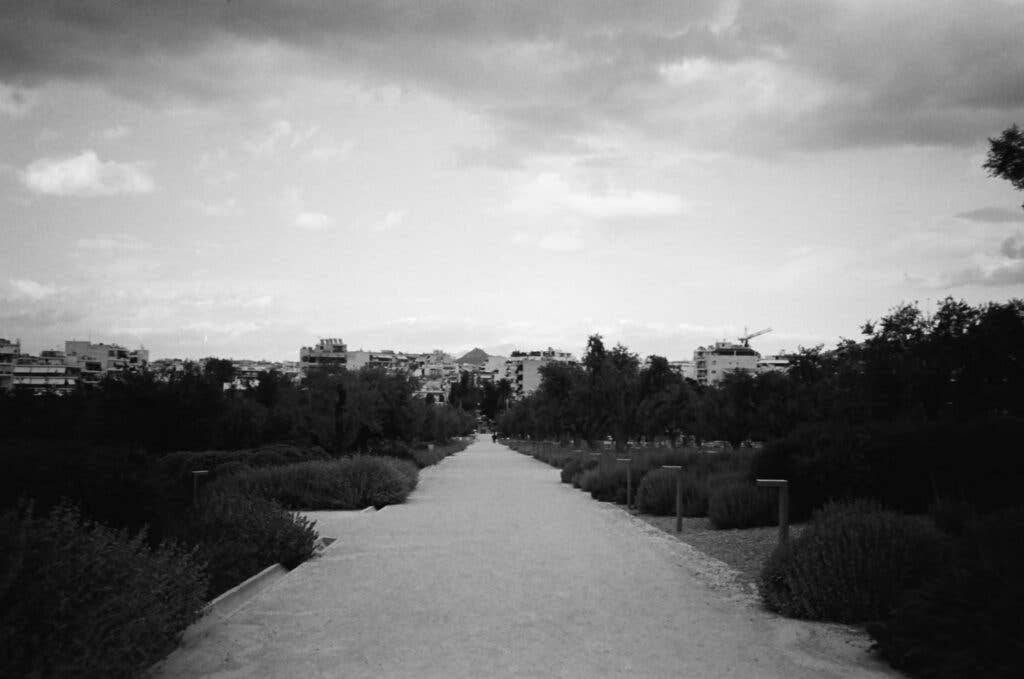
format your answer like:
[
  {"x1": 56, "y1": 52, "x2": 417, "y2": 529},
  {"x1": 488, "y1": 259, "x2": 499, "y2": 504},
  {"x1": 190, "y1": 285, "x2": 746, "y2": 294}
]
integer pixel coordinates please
[{"x1": 180, "y1": 563, "x2": 289, "y2": 646}]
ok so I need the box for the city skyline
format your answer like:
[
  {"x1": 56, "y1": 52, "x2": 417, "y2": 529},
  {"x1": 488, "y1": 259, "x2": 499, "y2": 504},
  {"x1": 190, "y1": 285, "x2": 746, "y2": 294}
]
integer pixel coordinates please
[{"x1": 2, "y1": 2, "x2": 1023, "y2": 362}]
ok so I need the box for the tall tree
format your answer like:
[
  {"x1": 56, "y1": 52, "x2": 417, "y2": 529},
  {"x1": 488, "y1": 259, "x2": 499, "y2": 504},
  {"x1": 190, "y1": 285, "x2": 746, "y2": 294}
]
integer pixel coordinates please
[{"x1": 985, "y1": 124, "x2": 1024, "y2": 205}]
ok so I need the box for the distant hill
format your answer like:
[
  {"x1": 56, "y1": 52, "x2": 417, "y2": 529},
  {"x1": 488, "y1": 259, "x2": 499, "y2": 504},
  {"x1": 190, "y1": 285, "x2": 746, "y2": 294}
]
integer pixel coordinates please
[{"x1": 457, "y1": 347, "x2": 490, "y2": 365}]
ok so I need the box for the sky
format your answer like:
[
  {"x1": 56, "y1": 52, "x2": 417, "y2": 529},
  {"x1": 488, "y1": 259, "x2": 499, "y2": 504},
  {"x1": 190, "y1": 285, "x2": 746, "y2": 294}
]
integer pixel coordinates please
[{"x1": 2, "y1": 0, "x2": 1023, "y2": 361}]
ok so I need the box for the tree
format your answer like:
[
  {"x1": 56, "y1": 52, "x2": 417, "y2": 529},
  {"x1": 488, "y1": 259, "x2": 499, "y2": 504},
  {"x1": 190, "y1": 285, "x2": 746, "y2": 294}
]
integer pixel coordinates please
[{"x1": 985, "y1": 124, "x2": 1024, "y2": 204}]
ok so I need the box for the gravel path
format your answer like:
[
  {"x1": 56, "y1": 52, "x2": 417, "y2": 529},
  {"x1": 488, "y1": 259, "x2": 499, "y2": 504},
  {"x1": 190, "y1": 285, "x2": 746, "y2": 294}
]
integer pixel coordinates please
[{"x1": 153, "y1": 437, "x2": 901, "y2": 679}]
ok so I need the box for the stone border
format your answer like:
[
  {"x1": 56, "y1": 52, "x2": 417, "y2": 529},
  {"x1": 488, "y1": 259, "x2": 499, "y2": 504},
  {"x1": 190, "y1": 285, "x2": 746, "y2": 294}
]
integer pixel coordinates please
[{"x1": 180, "y1": 563, "x2": 288, "y2": 646}]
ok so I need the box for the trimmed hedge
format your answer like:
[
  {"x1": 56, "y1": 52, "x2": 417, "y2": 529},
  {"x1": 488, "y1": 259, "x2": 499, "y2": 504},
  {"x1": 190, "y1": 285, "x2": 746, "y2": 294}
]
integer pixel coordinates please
[
  {"x1": 760, "y1": 501, "x2": 946, "y2": 623},
  {"x1": 635, "y1": 468, "x2": 708, "y2": 516},
  {"x1": 0, "y1": 503, "x2": 207, "y2": 679},
  {"x1": 178, "y1": 492, "x2": 318, "y2": 598},
  {"x1": 708, "y1": 483, "x2": 776, "y2": 529},
  {"x1": 208, "y1": 456, "x2": 419, "y2": 510},
  {"x1": 869, "y1": 508, "x2": 1024, "y2": 679}
]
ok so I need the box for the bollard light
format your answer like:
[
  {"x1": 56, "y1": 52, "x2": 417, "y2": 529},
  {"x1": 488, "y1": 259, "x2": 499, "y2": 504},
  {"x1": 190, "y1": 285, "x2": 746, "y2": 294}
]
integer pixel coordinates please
[
  {"x1": 662, "y1": 465, "x2": 684, "y2": 532},
  {"x1": 615, "y1": 458, "x2": 633, "y2": 509},
  {"x1": 756, "y1": 479, "x2": 790, "y2": 545}
]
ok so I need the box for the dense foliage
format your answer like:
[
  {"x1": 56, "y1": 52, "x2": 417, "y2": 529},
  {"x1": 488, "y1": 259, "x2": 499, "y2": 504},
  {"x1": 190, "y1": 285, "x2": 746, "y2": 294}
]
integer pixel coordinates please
[
  {"x1": 208, "y1": 456, "x2": 420, "y2": 510},
  {"x1": 0, "y1": 362, "x2": 474, "y2": 455},
  {"x1": 505, "y1": 299, "x2": 1024, "y2": 444},
  {"x1": 869, "y1": 508, "x2": 1024, "y2": 679},
  {"x1": 0, "y1": 504, "x2": 207, "y2": 679},
  {"x1": 759, "y1": 501, "x2": 946, "y2": 623},
  {"x1": 175, "y1": 492, "x2": 318, "y2": 597}
]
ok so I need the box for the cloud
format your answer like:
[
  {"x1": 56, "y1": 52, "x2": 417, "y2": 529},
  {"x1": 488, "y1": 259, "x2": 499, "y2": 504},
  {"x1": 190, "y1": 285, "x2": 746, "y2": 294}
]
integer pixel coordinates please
[
  {"x1": 0, "y1": 82, "x2": 36, "y2": 116},
  {"x1": 22, "y1": 150, "x2": 154, "y2": 196},
  {"x1": 76, "y1": 233, "x2": 148, "y2": 251},
  {"x1": 371, "y1": 210, "x2": 407, "y2": 232},
  {"x1": 293, "y1": 211, "x2": 335, "y2": 230},
  {"x1": 1000, "y1": 234, "x2": 1024, "y2": 259},
  {"x1": 950, "y1": 261, "x2": 1024, "y2": 287},
  {"x1": 509, "y1": 172, "x2": 689, "y2": 221},
  {"x1": 955, "y1": 206, "x2": 1024, "y2": 223},
  {"x1": 100, "y1": 125, "x2": 130, "y2": 140},
  {"x1": 3, "y1": 2, "x2": 1021, "y2": 155},
  {"x1": 245, "y1": 120, "x2": 318, "y2": 155},
  {"x1": 539, "y1": 231, "x2": 585, "y2": 252},
  {"x1": 189, "y1": 197, "x2": 241, "y2": 217},
  {"x1": 8, "y1": 278, "x2": 58, "y2": 300}
]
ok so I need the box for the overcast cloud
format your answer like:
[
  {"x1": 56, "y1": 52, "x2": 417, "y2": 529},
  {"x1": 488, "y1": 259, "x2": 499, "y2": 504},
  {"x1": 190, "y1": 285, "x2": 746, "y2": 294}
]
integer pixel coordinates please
[{"x1": 1, "y1": 2, "x2": 1022, "y2": 359}]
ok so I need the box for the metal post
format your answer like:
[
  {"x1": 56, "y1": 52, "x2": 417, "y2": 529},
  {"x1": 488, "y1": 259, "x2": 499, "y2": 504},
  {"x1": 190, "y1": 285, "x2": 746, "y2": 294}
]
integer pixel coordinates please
[
  {"x1": 616, "y1": 458, "x2": 632, "y2": 509},
  {"x1": 756, "y1": 479, "x2": 790, "y2": 545},
  {"x1": 663, "y1": 465, "x2": 683, "y2": 532},
  {"x1": 191, "y1": 469, "x2": 209, "y2": 507}
]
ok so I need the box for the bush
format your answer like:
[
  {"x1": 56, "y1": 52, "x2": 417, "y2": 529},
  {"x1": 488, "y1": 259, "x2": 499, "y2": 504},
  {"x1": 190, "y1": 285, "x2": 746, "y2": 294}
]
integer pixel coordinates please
[
  {"x1": 753, "y1": 417, "x2": 1024, "y2": 520},
  {"x1": 709, "y1": 483, "x2": 776, "y2": 529},
  {"x1": 579, "y1": 467, "x2": 629, "y2": 504},
  {"x1": 0, "y1": 503, "x2": 207, "y2": 679},
  {"x1": 410, "y1": 438, "x2": 471, "y2": 468},
  {"x1": 180, "y1": 492, "x2": 317, "y2": 598},
  {"x1": 560, "y1": 457, "x2": 582, "y2": 484},
  {"x1": 635, "y1": 469, "x2": 708, "y2": 516},
  {"x1": 572, "y1": 459, "x2": 599, "y2": 488},
  {"x1": 759, "y1": 500, "x2": 946, "y2": 623},
  {"x1": 869, "y1": 507, "x2": 1024, "y2": 679},
  {"x1": 208, "y1": 456, "x2": 419, "y2": 510}
]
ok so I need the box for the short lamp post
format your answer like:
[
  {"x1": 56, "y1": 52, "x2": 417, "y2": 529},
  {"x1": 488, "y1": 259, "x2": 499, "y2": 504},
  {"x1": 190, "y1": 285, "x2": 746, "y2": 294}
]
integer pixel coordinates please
[
  {"x1": 191, "y1": 469, "x2": 210, "y2": 507},
  {"x1": 756, "y1": 478, "x2": 790, "y2": 545},
  {"x1": 615, "y1": 458, "x2": 633, "y2": 509},
  {"x1": 662, "y1": 465, "x2": 684, "y2": 532}
]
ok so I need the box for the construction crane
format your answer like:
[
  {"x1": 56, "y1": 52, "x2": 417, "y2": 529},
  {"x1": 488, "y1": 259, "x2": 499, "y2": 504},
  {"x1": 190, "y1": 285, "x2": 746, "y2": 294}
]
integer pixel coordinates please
[{"x1": 737, "y1": 327, "x2": 772, "y2": 348}]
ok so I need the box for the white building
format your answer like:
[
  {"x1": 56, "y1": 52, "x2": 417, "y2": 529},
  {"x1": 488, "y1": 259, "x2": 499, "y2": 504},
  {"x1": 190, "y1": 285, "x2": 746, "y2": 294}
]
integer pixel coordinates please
[
  {"x1": 694, "y1": 341, "x2": 760, "y2": 386},
  {"x1": 12, "y1": 350, "x2": 80, "y2": 394},
  {"x1": 65, "y1": 340, "x2": 149, "y2": 385},
  {"x1": 0, "y1": 338, "x2": 20, "y2": 391},
  {"x1": 668, "y1": 359, "x2": 697, "y2": 381},
  {"x1": 506, "y1": 348, "x2": 575, "y2": 397}
]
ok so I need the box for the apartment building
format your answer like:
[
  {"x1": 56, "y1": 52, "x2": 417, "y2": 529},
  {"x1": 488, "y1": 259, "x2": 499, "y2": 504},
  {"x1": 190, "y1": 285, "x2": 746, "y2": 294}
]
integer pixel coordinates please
[
  {"x1": 506, "y1": 348, "x2": 575, "y2": 397},
  {"x1": 12, "y1": 350, "x2": 80, "y2": 394},
  {"x1": 693, "y1": 341, "x2": 760, "y2": 386},
  {"x1": 0, "y1": 338, "x2": 20, "y2": 391},
  {"x1": 299, "y1": 338, "x2": 348, "y2": 375},
  {"x1": 64, "y1": 340, "x2": 149, "y2": 385},
  {"x1": 668, "y1": 359, "x2": 697, "y2": 381}
]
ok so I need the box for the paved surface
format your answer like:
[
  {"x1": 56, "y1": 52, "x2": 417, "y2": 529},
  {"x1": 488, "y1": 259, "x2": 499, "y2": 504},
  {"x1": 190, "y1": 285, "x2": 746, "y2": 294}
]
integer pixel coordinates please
[{"x1": 154, "y1": 438, "x2": 901, "y2": 678}]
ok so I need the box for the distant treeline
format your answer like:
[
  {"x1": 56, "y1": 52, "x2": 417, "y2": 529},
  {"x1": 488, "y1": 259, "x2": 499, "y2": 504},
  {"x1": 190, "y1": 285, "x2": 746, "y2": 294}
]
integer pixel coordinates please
[
  {"x1": 0, "y1": 362, "x2": 475, "y2": 454},
  {"x1": 497, "y1": 297, "x2": 1024, "y2": 448}
]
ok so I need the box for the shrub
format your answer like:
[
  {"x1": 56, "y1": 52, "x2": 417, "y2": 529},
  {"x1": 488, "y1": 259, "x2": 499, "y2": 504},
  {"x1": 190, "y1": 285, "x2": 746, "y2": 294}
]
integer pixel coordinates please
[
  {"x1": 208, "y1": 456, "x2": 419, "y2": 510},
  {"x1": 752, "y1": 417, "x2": 1024, "y2": 520},
  {"x1": 868, "y1": 508, "x2": 1024, "y2": 679},
  {"x1": 572, "y1": 459, "x2": 599, "y2": 488},
  {"x1": 180, "y1": 492, "x2": 317, "y2": 598},
  {"x1": 0, "y1": 503, "x2": 207, "y2": 679},
  {"x1": 759, "y1": 500, "x2": 946, "y2": 623},
  {"x1": 410, "y1": 438, "x2": 471, "y2": 468},
  {"x1": 560, "y1": 458, "x2": 582, "y2": 484},
  {"x1": 579, "y1": 467, "x2": 629, "y2": 504},
  {"x1": 709, "y1": 483, "x2": 776, "y2": 529},
  {"x1": 635, "y1": 469, "x2": 708, "y2": 516}
]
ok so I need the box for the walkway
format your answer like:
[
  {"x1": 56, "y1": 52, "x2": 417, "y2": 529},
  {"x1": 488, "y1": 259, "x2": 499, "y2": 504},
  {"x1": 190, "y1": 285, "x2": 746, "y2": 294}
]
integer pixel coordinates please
[{"x1": 154, "y1": 438, "x2": 901, "y2": 678}]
